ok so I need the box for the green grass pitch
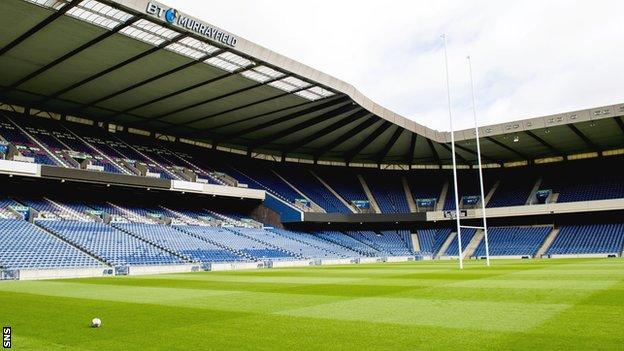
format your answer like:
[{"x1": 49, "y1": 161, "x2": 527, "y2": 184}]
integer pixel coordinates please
[{"x1": 1, "y1": 258, "x2": 623, "y2": 350}]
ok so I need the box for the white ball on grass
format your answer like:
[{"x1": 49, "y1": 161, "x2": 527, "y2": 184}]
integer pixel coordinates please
[{"x1": 91, "y1": 318, "x2": 102, "y2": 328}]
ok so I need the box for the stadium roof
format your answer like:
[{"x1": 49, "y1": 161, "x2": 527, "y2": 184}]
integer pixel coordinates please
[{"x1": 1, "y1": 0, "x2": 623, "y2": 166}]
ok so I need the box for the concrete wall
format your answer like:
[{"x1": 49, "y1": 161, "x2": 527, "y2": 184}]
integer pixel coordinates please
[
  {"x1": 357, "y1": 257, "x2": 384, "y2": 264},
  {"x1": 127, "y1": 264, "x2": 200, "y2": 276},
  {"x1": 17, "y1": 267, "x2": 110, "y2": 280},
  {"x1": 385, "y1": 256, "x2": 414, "y2": 262},
  {"x1": 268, "y1": 260, "x2": 315, "y2": 268},
  {"x1": 427, "y1": 198, "x2": 624, "y2": 222},
  {"x1": 318, "y1": 258, "x2": 356, "y2": 266},
  {"x1": 208, "y1": 262, "x2": 264, "y2": 271}
]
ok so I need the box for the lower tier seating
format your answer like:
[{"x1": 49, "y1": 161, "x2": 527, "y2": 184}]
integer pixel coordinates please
[
  {"x1": 113, "y1": 223, "x2": 245, "y2": 263},
  {"x1": 176, "y1": 226, "x2": 296, "y2": 261},
  {"x1": 417, "y1": 228, "x2": 452, "y2": 256},
  {"x1": 443, "y1": 229, "x2": 477, "y2": 256},
  {"x1": 0, "y1": 219, "x2": 102, "y2": 269},
  {"x1": 472, "y1": 226, "x2": 552, "y2": 257},
  {"x1": 314, "y1": 231, "x2": 381, "y2": 256},
  {"x1": 38, "y1": 221, "x2": 184, "y2": 266},
  {"x1": 546, "y1": 223, "x2": 624, "y2": 255}
]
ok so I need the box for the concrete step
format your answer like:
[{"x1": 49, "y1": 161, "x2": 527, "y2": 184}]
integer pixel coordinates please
[
  {"x1": 410, "y1": 233, "x2": 420, "y2": 252},
  {"x1": 311, "y1": 170, "x2": 357, "y2": 213},
  {"x1": 437, "y1": 232, "x2": 457, "y2": 257},
  {"x1": 463, "y1": 229, "x2": 484, "y2": 258},
  {"x1": 535, "y1": 227, "x2": 560, "y2": 257},
  {"x1": 436, "y1": 181, "x2": 449, "y2": 211},
  {"x1": 357, "y1": 174, "x2": 381, "y2": 213},
  {"x1": 484, "y1": 181, "x2": 500, "y2": 206},
  {"x1": 273, "y1": 170, "x2": 325, "y2": 213},
  {"x1": 526, "y1": 178, "x2": 543, "y2": 205},
  {"x1": 402, "y1": 176, "x2": 417, "y2": 212}
]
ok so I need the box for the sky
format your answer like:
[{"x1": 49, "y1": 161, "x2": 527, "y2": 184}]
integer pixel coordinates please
[{"x1": 170, "y1": 0, "x2": 623, "y2": 131}]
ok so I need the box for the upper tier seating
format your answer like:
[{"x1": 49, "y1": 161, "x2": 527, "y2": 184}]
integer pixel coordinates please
[
  {"x1": 38, "y1": 221, "x2": 184, "y2": 266},
  {"x1": 277, "y1": 168, "x2": 351, "y2": 213},
  {"x1": 231, "y1": 165, "x2": 301, "y2": 203},
  {"x1": 406, "y1": 173, "x2": 445, "y2": 210},
  {"x1": 313, "y1": 169, "x2": 369, "y2": 205},
  {"x1": 546, "y1": 223, "x2": 624, "y2": 255},
  {"x1": 0, "y1": 115, "x2": 57, "y2": 166},
  {"x1": 443, "y1": 171, "x2": 491, "y2": 210},
  {"x1": 472, "y1": 226, "x2": 552, "y2": 257},
  {"x1": 486, "y1": 173, "x2": 535, "y2": 208},
  {"x1": 363, "y1": 172, "x2": 410, "y2": 213},
  {"x1": 0, "y1": 219, "x2": 102, "y2": 269}
]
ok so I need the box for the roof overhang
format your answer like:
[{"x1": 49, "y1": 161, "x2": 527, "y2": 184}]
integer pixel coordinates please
[{"x1": 0, "y1": 0, "x2": 622, "y2": 166}]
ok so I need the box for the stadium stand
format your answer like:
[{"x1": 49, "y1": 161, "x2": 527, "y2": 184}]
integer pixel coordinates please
[
  {"x1": 230, "y1": 164, "x2": 302, "y2": 204},
  {"x1": 363, "y1": 172, "x2": 410, "y2": 213},
  {"x1": 346, "y1": 231, "x2": 413, "y2": 255},
  {"x1": 546, "y1": 223, "x2": 624, "y2": 255},
  {"x1": 276, "y1": 167, "x2": 351, "y2": 213},
  {"x1": 314, "y1": 231, "x2": 381, "y2": 256},
  {"x1": 472, "y1": 226, "x2": 552, "y2": 257},
  {"x1": 417, "y1": 228, "x2": 453, "y2": 256},
  {"x1": 443, "y1": 228, "x2": 477, "y2": 256},
  {"x1": 406, "y1": 173, "x2": 445, "y2": 210},
  {"x1": 37, "y1": 221, "x2": 185, "y2": 266},
  {"x1": 113, "y1": 223, "x2": 244, "y2": 262},
  {"x1": 314, "y1": 169, "x2": 369, "y2": 208},
  {"x1": 175, "y1": 226, "x2": 295, "y2": 261},
  {"x1": 540, "y1": 170, "x2": 624, "y2": 203},
  {"x1": 0, "y1": 219, "x2": 103, "y2": 269},
  {"x1": 269, "y1": 228, "x2": 362, "y2": 258},
  {"x1": 486, "y1": 173, "x2": 536, "y2": 207}
]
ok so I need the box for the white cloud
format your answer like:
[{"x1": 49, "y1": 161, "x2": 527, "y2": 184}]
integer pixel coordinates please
[{"x1": 172, "y1": 0, "x2": 624, "y2": 131}]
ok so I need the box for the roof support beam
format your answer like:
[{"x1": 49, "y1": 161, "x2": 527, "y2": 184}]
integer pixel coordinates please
[
  {"x1": 344, "y1": 121, "x2": 392, "y2": 163},
  {"x1": 247, "y1": 104, "x2": 359, "y2": 152},
  {"x1": 165, "y1": 85, "x2": 314, "y2": 132},
  {"x1": 374, "y1": 127, "x2": 404, "y2": 163},
  {"x1": 440, "y1": 143, "x2": 468, "y2": 164},
  {"x1": 453, "y1": 143, "x2": 500, "y2": 165},
  {"x1": 134, "y1": 68, "x2": 304, "y2": 125},
  {"x1": 210, "y1": 97, "x2": 350, "y2": 145},
  {"x1": 426, "y1": 139, "x2": 441, "y2": 165},
  {"x1": 207, "y1": 99, "x2": 318, "y2": 133},
  {"x1": 0, "y1": 0, "x2": 80, "y2": 57},
  {"x1": 405, "y1": 133, "x2": 417, "y2": 164},
  {"x1": 567, "y1": 124, "x2": 601, "y2": 152},
  {"x1": 314, "y1": 116, "x2": 379, "y2": 160},
  {"x1": 485, "y1": 136, "x2": 529, "y2": 160},
  {"x1": 97, "y1": 58, "x2": 247, "y2": 123},
  {"x1": 77, "y1": 48, "x2": 222, "y2": 113},
  {"x1": 616, "y1": 117, "x2": 624, "y2": 136},
  {"x1": 4, "y1": 16, "x2": 141, "y2": 92},
  {"x1": 524, "y1": 130, "x2": 565, "y2": 157},
  {"x1": 40, "y1": 33, "x2": 187, "y2": 104},
  {"x1": 281, "y1": 109, "x2": 370, "y2": 155}
]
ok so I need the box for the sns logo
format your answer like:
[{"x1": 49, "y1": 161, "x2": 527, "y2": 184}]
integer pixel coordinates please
[{"x1": 2, "y1": 326, "x2": 10, "y2": 349}]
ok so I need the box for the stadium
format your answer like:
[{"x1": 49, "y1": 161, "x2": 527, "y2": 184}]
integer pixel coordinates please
[{"x1": 0, "y1": 0, "x2": 623, "y2": 349}]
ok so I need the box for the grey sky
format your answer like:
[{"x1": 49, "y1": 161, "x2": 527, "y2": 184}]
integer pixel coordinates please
[{"x1": 170, "y1": 0, "x2": 623, "y2": 131}]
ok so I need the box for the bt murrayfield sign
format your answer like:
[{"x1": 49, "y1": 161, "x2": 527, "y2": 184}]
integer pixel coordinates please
[{"x1": 145, "y1": 1, "x2": 238, "y2": 48}]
